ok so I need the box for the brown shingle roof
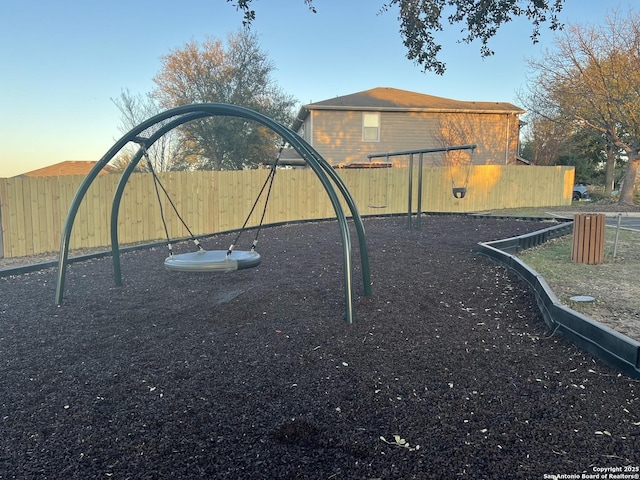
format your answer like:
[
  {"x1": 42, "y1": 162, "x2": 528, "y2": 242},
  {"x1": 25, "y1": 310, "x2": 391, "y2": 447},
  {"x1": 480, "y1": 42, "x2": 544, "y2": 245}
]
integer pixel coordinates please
[
  {"x1": 293, "y1": 87, "x2": 524, "y2": 130},
  {"x1": 18, "y1": 161, "x2": 116, "y2": 177},
  {"x1": 307, "y1": 87, "x2": 523, "y2": 112}
]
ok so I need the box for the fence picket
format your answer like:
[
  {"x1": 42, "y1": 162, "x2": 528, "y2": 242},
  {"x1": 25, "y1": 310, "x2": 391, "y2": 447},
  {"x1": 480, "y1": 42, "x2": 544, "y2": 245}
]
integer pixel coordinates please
[{"x1": 0, "y1": 166, "x2": 574, "y2": 258}]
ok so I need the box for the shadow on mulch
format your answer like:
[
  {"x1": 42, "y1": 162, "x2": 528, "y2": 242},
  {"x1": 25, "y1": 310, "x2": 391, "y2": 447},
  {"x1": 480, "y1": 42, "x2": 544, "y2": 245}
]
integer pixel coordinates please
[{"x1": 1, "y1": 215, "x2": 638, "y2": 479}]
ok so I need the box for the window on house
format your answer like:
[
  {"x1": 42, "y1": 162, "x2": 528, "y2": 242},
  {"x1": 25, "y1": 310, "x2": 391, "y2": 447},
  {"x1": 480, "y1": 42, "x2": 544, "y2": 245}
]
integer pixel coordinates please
[{"x1": 362, "y1": 112, "x2": 380, "y2": 141}]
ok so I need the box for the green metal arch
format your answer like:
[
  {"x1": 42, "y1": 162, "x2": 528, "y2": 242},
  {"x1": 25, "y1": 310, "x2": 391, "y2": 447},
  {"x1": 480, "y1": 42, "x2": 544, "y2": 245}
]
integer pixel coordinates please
[{"x1": 55, "y1": 103, "x2": 371, "y2": 324}]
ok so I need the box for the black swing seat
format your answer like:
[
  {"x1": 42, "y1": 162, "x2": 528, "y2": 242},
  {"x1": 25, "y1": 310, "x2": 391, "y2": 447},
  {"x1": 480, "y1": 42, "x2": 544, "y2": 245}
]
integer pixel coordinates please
[
  {"x1": 452, "y1": 187, "x2": 467, "y2": 199},
  {"x1": 164, "y1": 249, "x2": 261, "y2": 273}
]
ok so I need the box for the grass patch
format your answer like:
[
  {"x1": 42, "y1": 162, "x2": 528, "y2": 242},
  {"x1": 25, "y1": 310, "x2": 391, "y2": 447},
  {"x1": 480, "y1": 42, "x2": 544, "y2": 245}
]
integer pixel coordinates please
[
  {"x1": 479, "y1": 207, "x2": 558, "y2": 218},
  {"x1": 517, "y1": 227, "x2": 640, "y2": 323}
]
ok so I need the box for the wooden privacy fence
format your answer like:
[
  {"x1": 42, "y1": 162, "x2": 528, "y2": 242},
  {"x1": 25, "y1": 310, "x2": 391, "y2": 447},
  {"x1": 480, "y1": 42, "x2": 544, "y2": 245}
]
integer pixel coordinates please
[{"x1": 0, "y1": 165, "x2": 574, "y2": 258}]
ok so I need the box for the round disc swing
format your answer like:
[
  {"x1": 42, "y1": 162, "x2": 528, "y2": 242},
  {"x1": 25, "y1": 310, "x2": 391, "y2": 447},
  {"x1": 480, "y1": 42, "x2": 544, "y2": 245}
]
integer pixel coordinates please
[
  {"x1": 164, "y1": 249, "x2": 261, "y2": 273},
  {"x1": 144, "y1": 145, "x2": 283, "y2": 274}
]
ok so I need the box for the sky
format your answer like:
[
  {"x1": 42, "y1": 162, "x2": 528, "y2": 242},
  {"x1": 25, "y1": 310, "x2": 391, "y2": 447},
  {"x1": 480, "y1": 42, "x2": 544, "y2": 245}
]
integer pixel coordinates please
[{"x1": 0, "y1": 0, "x2": 635, "y2": 177}]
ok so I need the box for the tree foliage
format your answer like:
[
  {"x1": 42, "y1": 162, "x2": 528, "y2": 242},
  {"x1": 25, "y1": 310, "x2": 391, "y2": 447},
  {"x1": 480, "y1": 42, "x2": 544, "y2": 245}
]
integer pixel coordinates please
[
  {"x1": 524, "y1": 10, "x2": 640, "y2": 205},
  {"x1": 228, "y1": 0, "x2": 565, "y2": 74},
  {"x1": 555, "y1": 128, "x2": 617, "y2": 187},
  {"x1": 153, "y1": 30, "x2": 297, "y2": 170}
]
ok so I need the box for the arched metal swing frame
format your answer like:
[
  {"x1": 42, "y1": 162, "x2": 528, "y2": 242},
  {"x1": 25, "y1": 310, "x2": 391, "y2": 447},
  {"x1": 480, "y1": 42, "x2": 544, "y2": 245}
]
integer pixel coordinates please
[{"x1": 55, "y1": 103, "x2": 372, "y2": 324}]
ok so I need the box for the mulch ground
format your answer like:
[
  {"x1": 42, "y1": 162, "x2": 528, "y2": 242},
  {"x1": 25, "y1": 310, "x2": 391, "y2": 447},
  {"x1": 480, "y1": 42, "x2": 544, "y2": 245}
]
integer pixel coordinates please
[{"x1": 1, "y1": 215, "x2": 638, "y2": 479}]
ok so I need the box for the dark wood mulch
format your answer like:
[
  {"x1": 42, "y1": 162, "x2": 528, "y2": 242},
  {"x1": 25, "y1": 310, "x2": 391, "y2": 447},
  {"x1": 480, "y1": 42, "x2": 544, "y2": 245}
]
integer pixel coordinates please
[{"x1": 1, "y1": 215, "x2": 638, "y2": 479}]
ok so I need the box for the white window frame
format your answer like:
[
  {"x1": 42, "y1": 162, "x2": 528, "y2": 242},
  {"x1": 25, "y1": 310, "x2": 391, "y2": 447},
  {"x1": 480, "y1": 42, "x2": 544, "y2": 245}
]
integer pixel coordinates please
[{"x1": 362, "y1": 112, "x2": 380, "y2": 142}]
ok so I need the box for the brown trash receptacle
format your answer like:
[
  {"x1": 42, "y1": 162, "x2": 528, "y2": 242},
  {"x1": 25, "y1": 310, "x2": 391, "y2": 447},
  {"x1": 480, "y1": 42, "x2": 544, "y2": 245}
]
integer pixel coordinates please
[{"x1": 571, "y1": 213, "x2": 605, "y2": 264}]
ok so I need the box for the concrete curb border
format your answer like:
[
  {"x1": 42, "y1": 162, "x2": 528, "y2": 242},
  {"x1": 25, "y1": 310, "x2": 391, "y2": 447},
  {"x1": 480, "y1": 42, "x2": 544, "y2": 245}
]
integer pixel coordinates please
[{"x1": 477, "y1": 222, "x2": 640, "y2": 379}]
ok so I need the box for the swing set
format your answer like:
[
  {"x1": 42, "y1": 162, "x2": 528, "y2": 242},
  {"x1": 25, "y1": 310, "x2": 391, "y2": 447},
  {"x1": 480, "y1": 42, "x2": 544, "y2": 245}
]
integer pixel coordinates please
[
  {"x1": 54, "y1": 104, "x2": 372, "y2": 324},
  {"x1": 367, "y1": 144, "x2": 477, "y2": 229}
]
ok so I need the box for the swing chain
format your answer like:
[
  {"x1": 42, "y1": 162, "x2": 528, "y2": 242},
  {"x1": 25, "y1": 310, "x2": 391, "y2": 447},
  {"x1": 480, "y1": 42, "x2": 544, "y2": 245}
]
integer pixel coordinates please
[{"x1": 448, "y1": 145, "x2": 476, "y2": 199}]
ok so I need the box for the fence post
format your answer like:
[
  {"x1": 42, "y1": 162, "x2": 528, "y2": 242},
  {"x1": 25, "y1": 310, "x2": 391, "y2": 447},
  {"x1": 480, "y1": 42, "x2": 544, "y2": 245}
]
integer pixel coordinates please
[{"x1": 571, "y1": 213, "x2": 605, "y2": 264}]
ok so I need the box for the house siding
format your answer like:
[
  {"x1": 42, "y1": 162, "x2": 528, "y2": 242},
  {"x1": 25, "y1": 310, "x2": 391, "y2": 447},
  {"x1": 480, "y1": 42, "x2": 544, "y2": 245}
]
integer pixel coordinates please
[{"x1": 309, "y1": 110, "x2": 521, "y2": 167}]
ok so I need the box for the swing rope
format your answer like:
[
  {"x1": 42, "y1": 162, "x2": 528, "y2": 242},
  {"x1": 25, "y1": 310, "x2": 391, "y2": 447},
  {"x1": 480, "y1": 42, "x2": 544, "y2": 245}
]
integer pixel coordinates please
[
  {"x1": 142, "y1": 146, "x2": 203, "y2": 257},
  {"x1": 449, "y1": 166, "x2": 472, "y2": 190},
  {"x1": 137, "y1": 138, "x2": 283, "y2": 272},
  {"x1": 226, "y1": 144, "x2": 285, "y2": 256}
]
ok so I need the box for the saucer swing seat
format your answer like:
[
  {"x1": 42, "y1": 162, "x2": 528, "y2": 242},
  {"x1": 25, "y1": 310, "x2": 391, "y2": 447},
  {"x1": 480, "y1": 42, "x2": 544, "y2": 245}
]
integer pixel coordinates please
[
  {"x1": 145, "y1": 145, "x2": 282, "y2": 275},
  {"x1": 164, "y1": 249, "x2": 261, "y2": 273}
]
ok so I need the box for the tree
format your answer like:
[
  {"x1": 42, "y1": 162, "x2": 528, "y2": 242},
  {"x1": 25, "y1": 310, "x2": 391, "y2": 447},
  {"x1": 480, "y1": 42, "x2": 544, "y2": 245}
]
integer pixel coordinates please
[
  {"x1": 153, "y1": 30, "x2": 297, "y2": 170},
  {"x1": 555, "y1": 128, "x2": 612, "y2": 187},
  {"x1": 228, "y1": 0, "x2": 565, "y2": 74},
  {"x1": 519, "y1": 111, "x2": 625, "y2": 194},
  {"x1": 519, "y1": 114, "x2": 568, "y2": 166},
  {"x1": 111, "y1": 89, "x2": 180, "y2": 172},
  {"x1": 519, "y1": 111, "x2": 628, "y2": 190},
  {"x1": 524, "y1": 10, "x2": 640, "y2": 205}
]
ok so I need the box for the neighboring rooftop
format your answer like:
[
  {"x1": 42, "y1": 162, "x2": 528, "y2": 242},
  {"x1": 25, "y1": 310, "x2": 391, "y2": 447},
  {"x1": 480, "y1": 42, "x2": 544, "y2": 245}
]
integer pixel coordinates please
[
  {"x1": 293, "y1": 87, "x2": 524, "y2": 131},
  {"x1": 16, "y1": 161, "x2": 116, "y2": 177},
  {"x1": 306, "y1": 86, "x2": 523, "y2": 112}
]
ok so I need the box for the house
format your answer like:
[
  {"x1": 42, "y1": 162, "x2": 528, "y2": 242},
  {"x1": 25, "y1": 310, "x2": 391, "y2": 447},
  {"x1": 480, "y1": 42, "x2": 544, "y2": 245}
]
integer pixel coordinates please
[
  {"x1": 291, "y1": 87, "x2": 525, "y2": 168},
  {"x1": 16, "y1": 161, "x2": 116, "y2": 177}
]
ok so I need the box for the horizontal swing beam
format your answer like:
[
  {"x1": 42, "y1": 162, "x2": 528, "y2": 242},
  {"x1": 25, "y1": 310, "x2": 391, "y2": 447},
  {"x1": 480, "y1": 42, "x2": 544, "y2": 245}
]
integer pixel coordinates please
[{"x1": 367, "y1": 144, "x2": 477, "y2": 160}]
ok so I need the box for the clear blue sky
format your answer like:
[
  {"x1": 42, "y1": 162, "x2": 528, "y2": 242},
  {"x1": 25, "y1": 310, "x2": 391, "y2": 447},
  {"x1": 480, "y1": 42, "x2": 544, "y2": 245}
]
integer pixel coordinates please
[{"x1": 0, "y1": 0, "x2": 633, "y2": 177}]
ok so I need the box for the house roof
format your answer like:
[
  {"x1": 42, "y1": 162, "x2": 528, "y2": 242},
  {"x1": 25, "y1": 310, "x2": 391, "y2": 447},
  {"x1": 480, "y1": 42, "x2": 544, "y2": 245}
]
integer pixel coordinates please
[
  {"x1": 293, "y1": 87, "x2": 524, "y2": 131},
  {"x1": 17, "y1": 161, "x2": 116, "y2": 177},
  {"x1": 276, "y1": 148, "x2": 306, "y2": 167}
]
